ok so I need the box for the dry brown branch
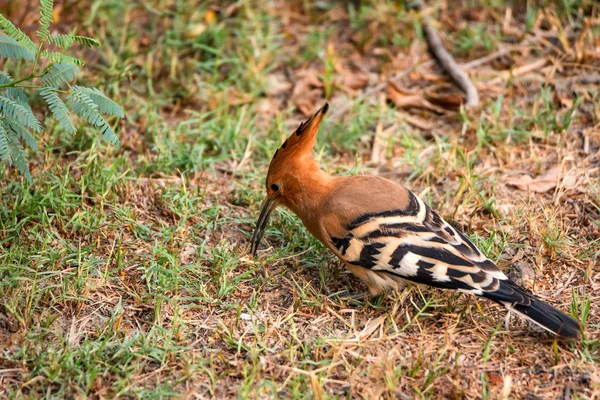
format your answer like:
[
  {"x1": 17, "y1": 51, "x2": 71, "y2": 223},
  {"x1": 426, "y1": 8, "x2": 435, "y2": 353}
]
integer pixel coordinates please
[
  {"x1": 369, "y1": 93, "x2": 388, "y2": 165},
  {"x1": 416, "y1": 2, "x2": 479, "y2": 108},
  {"x1": 553, "y1": 75, "x2": 600, "y2": 86},
  {"x1": 462, "y1": 31, "x2": 554, "y2": 70},
  {"x1": 488, "y1": 58, "x2": 548, "y2": 86}
]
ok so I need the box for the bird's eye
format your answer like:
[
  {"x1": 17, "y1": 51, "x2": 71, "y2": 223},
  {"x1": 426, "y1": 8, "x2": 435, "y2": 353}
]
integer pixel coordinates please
[{"x1": 270, "y1": 183, "x2": 280, "y2": 192}]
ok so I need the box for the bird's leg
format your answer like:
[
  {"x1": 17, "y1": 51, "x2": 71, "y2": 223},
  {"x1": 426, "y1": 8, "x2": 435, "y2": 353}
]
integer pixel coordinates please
[
  {"x1": 345, "y1": 264, "x2": 387, "y2": 294},
  {"x1": 345, "y1": 263, "x2": 409, "y2": 296}
]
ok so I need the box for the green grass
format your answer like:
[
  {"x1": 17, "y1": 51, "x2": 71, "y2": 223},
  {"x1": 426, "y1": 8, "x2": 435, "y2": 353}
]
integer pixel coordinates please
[{"x1": 1, "y1": 0, "x2": 599, "y2": 398}]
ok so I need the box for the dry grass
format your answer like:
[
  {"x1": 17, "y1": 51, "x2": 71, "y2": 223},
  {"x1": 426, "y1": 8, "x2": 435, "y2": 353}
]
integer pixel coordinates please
[{"x1": 0, "y1": 0, "x2": 599, "y2": 398}]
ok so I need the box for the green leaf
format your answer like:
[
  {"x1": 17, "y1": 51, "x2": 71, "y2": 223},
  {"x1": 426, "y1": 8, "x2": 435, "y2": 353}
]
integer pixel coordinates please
[
  {"x1": 0, "y1": 14, "x2": 36, "y2": 51},
  {"x1": 6, "y1": 127, "x2": 31, "y2": 182},
  {"x1": 0, "y1": 71, "x2": 12, "y2": 85},
  {"x1": 72, "y1": 86, "x2": 124, "y2": 117},
  {"x1": 0, "y1": 120, "x2": 11, "y2": 162},
  {"x1": 3, "y1": 118, "x2": 37, "y2": 151},
  {"x1": 40, "y1": 62, "x2": 79, "y2": 88},
  {"x1": 49, "y1": 34, "x2": 100, "y2": 49},
  {"x1": 38, "y1": 0, "x2": 54, "y2": 40},
  {"x1": 67, "y1": 88, "x2": 119, "y2": 146},
  {"x1": 0, "y1": 71, "x2": 34, "y2": 115},
  {"x1": 0, "y1": 94, "x2": 41, "y2": 132},
  {"x1": 0, "y1": 85, "x2": 32, "y2": 113},
  {"x1": 0, "y1": 118, "x2": 31, "y2": 182},
  {"x1": 40, "y1": 50, "x2": 84, "y2": 66},
  {"x1": 0, "y1": 34, "x2": 36, "y2": 60},
  {"x1": 40, "y1": 87, "x2": 76, "y2": 134}
]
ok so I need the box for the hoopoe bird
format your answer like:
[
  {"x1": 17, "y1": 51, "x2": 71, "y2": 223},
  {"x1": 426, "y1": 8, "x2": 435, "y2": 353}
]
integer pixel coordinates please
[{"x1": 250, "y1": 103, "x2": 581, "y2": 340}]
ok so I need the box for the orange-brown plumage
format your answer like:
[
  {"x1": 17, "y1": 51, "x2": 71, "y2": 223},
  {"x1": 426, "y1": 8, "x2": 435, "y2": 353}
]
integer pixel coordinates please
[{"x1": 250, "y1": 103, "x2": 582, "y2": 340}]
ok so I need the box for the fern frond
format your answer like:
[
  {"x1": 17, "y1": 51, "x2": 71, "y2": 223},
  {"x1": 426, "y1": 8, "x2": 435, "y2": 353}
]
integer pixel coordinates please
[
  {"x1": 3, "y1": 118, "x2": 37, "y2": 151},
  {"x1": 49, "y1": 34, "x2": 100, "y2": 49},
  {"x1": 0, "y1": 71, "x2": 33, "y2": 113},
  {"x1": 40, "y1": 62, "x2": 79, "y2": 88},
  {"x1": 7, "y1": 128, "x2": 31, "y2": 182},
  {"x1": 40, "y1": 87, "x2": 76, "y2": 135},
  {"x1": 0, "y1": 14, "x2": 36, "y2": 51},
  {"x1": 0, "y1": 34, "x2": 36, "y2": 60},
  {"x1": 38, "y1": 0, "x2": 54, "y2": 40},
  {"x1": 40, "y1": 50, "x2": 84, "y2": 66},
  {"x1": 68, "y1": 87, "x2": 98, "y2": 117},
  {"x1": 0, "y1": 94, "x2": 41, "y2": 132},
  {"x1": 0, "y1": 87, "x2": 34, "y2": 117},
  {"x1": 96, "y1": 119, "x2": 120, "y2": 147},
  {"x1": 67, "y1": 89, "x2": 119, "y2": 146},
  {"x1": 0, "y1": 71, "x2": 12, "y2": 85},
  {"x1": 0, "y1": 120, "x2": 11, "y2": 162},
  {"x1": 72, "y1": 86, "x2": 124, "y2": 117}
]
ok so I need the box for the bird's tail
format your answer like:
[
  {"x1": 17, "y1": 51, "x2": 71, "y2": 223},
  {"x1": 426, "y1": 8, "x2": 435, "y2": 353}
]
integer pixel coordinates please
[{"x1": 483, "y1": 279, "x2": 581, "y2": 340}]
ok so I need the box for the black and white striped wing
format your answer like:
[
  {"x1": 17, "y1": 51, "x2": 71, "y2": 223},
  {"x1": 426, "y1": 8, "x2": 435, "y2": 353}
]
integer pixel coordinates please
[{"x1": 330, "y1": 191, "x2": 509, "y2": 295}]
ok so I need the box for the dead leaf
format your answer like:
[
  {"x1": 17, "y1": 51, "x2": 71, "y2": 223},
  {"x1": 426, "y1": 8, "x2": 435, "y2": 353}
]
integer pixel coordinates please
[
  {"x1": 508, "y1": 261, "x2": 536, "y2": 287},
  {"x1": 185, "y1": 23, "x2": 206, "y2": 39},
  {"x1": 225, "y1": 87, "x2": 254, "y2": 106},
  {"x1": 293, "y1": 69, "x2": 323, "y2": 92},
  {"x1": 52, "y1": 5, "x2": 62, "y2": 23},
  {"x1": 341, "y1": 69, "x2": 369, "y2": 90},
  {"x1": 387, "y1": 82, "x2": 447, "y2": 114},
  {"x1": 204, "y1": 10, "x2": 217, "y2": 24},
  {"x1": 265, "y1": 73, "x2": 292, "y2": 96},
  {"x1": 425, "y1": 85, "x2": 465, "y2": 110},
  {"x1": 506, "y1": 164, "x2": 580, "y2": 193},
  {"x1": 553, "y1": 85, "x2": 574, "y2": 108},
  {"x1": 291, "y1": 69, "x2": 323, "y2": 116},
  {"x1": 179, "y1": 245, "x2": 197, "y2": 265},
  {"x1": 403, "y1": 114, "x2": 433, "y2": 130},
  {"x1": 408, "y1": 71, "x2": 448, "y2": 83},
  {"x1": 224, "y1": 3, "x2": 243, "y2": 18},
  {"x1": 488, "y1": 372, "x2": 503, "y2": 385}
]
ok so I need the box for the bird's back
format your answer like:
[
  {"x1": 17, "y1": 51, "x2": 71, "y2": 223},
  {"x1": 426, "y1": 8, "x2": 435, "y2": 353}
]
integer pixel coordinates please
[{"x1": 316, "y1": 175, "x2": 508, "y2": 295}]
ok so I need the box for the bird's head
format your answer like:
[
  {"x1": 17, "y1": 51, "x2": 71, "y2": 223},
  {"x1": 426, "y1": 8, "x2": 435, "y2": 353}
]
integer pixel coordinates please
[{"x1": 249, "y1": 103, "x2": 329, "y2": 256}]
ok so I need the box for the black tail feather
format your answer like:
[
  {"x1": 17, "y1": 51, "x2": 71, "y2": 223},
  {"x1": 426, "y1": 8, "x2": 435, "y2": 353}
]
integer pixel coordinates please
[{"x1": 484, "y1": 279, "x2": 581, "y2": 340}]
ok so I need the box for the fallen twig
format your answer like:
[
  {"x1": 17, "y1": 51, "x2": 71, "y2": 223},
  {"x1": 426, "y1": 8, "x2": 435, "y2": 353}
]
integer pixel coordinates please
[
  {"x1": 552, "y1": 74, "x2": 600, "y2": 86},
  {"x1": 369, "y1": 93, "x2": 388, "y2": 165},
  {"x1": 487, "y1": 58, "x2": 548, "y2": 86},
  {"x1": 461, "y1": 32, "x2": 548, "y2": 70},
  {"x1": 415, "y1": 2, "x2": 479, "y2": 108}
]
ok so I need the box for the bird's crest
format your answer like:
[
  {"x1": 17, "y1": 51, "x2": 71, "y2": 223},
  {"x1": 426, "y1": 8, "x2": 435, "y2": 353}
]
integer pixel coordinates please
[{"x1": 271, "y1": 103, "x2": 329, "y2": 163}]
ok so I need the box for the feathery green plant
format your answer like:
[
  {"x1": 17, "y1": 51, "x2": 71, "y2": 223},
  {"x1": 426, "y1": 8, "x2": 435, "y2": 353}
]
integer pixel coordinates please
[{"x1": 0, "y1": 0, "x2": 123, "y2": 182}]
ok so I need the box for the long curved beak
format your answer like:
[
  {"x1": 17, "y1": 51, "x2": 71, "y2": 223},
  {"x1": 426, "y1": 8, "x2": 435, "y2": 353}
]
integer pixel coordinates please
[{"x1": 249, "y1": 197, "x2": 278, "y2": 256}]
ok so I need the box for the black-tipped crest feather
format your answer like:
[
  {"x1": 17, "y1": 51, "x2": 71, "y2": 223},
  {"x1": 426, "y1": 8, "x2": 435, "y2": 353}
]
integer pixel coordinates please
[
  {"x1": 271, "y1": 103, "x2": 329, "y2": 160},
  {"x1": 296, "y1": 103, "x2": 328, "y2": 137}
]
